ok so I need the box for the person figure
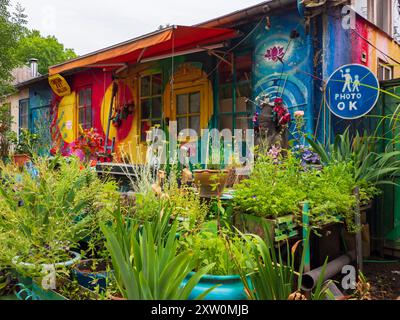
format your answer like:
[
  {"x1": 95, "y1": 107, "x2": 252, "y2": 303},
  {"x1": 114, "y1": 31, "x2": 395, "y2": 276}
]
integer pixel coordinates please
[
  {"x1": 352, "y1": 75, "x2": 360, "y2": 92},
  {"x1": 341, "y1": 68, "x2": 353, "y2": 93}
]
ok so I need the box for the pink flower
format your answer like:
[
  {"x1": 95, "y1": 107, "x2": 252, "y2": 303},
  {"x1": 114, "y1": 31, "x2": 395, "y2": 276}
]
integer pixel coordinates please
[
  {"x1": 295, "y1": 111, "x2": 305, "y2": 118},
  {"x1": 265, "y1": 46, "x2": 285, "y2": 62}
]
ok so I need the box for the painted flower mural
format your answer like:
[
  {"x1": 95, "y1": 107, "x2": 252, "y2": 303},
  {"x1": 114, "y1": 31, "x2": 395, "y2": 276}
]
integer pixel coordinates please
[{"x1": 264, "y1": 46, "x2": 285, "y2": 62}]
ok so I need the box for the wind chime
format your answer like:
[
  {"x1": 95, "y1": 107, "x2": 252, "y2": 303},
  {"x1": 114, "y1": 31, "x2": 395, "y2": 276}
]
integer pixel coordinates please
[{"x1": 252, "y1": 94, "x2": 291, "y2": 148}]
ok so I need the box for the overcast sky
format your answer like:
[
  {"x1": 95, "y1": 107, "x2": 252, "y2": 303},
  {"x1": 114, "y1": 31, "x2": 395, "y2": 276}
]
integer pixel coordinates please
[{"x1": 10, "y1": 0, "x2": 264, "y2": 55}]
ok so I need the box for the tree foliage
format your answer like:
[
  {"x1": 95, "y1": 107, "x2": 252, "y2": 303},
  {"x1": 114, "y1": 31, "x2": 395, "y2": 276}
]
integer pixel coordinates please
[
  {"x1": 0, "y1": 0, "x2": 22, "y2": 95},
  {"x1": 0, "y1": 1, "x2": 77, "y2": 95},
  {"x1": 14, "y1": 30, "x2": 77, "y2": 75}
]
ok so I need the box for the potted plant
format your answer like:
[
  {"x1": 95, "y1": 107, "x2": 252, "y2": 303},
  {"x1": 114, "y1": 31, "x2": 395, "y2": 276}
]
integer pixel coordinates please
[
  {"x1": 72, "y1": 259, "x2": 112, "y2": 292},
  {"x1": 8, "y1": 129, "x2": 37, "y2": 167},
  {"x1": 101, "y1": 208, "x2": 216, "y2": 300},
  {"x1": 193, "y1": 138, "x2": 230, "y2": 197},
  {"x1": 308, "y1": 128, "x2": 400, "y2": 222},
  {"x1": 15, "y1": 276, "x2": 98, "y2": 300},
  {"x1": 179, "y1": 224, "x2": 254, "y2": 300},
  {"x1": 232, "y1": 154, "x2": 301, "y2": 242},
  {"x1": 233, "y1": 149, "x2": 359, "y2": 242},
  {"x1": 0, "y1": 156, "x2": 119, "y2": 282},
  {"x1": 193, "y1": 168, "x2": 229, "y2": 197}
]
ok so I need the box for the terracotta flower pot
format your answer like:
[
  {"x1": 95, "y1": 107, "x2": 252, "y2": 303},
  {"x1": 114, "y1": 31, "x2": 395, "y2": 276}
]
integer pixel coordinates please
[
  {"x1": 193, "y1": 169, "x2": 228, "y2": 197},
  {"x1": 13, "y1": 154, "x2": 30, "y2": 167}
]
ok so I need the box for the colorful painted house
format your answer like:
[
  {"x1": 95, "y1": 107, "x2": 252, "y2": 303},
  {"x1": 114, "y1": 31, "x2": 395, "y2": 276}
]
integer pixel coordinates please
[
  {"x1": 43, "y1": 1, "x2": 400, "y2": 163},
  {"x1": 4, "y1": 0, "x2": 400, "y2": 254}
]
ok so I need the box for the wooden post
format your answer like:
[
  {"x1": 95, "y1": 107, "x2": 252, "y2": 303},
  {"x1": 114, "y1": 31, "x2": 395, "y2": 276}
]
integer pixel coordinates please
[{"x1": 354, "y1": 186, "x2": 364, "y2": 274}]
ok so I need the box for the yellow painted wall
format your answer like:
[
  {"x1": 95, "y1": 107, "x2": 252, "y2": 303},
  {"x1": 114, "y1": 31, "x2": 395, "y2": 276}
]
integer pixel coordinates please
[
  {"x1": 366, "y1": 24, "x2": 400, "y2": 78},
  {"x1": 55, "y1": 62, "x2": 214, "y2": 164},
  {"x1": 164, "y1": 63, "x2": 213, "y2": 130},
  {"x1": 109, "y1": 63, "x2": 156, "y2": 164},
  {"x1": 113, "y1": 62, "x2": 213, "y2": 164},
  {"x1": 58, "y1": 92, "x2": 77, "y2": 144}
]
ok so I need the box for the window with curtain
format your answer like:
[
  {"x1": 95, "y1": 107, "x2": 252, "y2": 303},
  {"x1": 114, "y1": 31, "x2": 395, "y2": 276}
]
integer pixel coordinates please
[
  {"x1": 78, "y1": 87, "x2": 92, "y2": 130},
  {"x1": 218, "y1": 52, "x2": 252, "y2": 133},
  {"x1": 140, "y1": 73, "x2": 162, "y2": 141}
]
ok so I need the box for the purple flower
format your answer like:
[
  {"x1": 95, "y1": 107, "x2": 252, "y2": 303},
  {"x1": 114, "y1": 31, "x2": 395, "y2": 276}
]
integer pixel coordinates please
[
  {"x1": 268, "y1": 145, "x2": 282, "y2": 159},
  {"x1": 301, "y1": 149, "x2": 321, "y2": 166}
]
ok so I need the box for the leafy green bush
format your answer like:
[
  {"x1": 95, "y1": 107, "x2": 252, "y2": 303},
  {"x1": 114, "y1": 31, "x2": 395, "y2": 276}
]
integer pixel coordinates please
[
  {"x1": 307, "y1": 128, "x2": 399, "y2": 203},
  {"x1": 233, "y1": 152, "x2": 357, "y2": 230},
  {"x1": 132, "y1": 190, "x2": 164, "y2": 223},
  {"x1": 233, "y1": 154, "x2": 305, "y2": 218},
  {"x1": 8, "y1": 128, "x2": 38, "y2": 156},
  {"x1": 165, "y1": 185, "x2": 208, "y2": 229},
  {"x1": 0, "y1": 156, "x2": 119, "y2": 268},
  {"x1": 179, "y1": 226, "x2": 255, "y2": 276},
  {"x1": 101, "y1": 209, "x2": 215, "y2": 300},
  {"x1": 301, "y1": 162, "x2": 357, "y2": 228}
]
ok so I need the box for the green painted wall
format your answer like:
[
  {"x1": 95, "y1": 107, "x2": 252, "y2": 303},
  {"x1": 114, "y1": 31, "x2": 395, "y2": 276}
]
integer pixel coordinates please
[{"x1": 379, "y1": 79, "x2": 400, "y2": 245}]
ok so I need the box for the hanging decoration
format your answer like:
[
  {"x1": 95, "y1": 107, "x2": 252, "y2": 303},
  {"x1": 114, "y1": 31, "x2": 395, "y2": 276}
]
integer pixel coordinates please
[
  {"x1": 48, "y1": 74, "x2": 71, "y2": 97},
  {"x1": 252, "y1": 95, "x2": 291, "y2": 132},
  {"x1": 250, "y1": 93, "x2": 292, "y2": 150},
  {"x1": 272, "y1": 97, "x2": 291, "y2": 130},
  {"x1": 112, "y1": 80, "x2": 135, "y2": 128}
]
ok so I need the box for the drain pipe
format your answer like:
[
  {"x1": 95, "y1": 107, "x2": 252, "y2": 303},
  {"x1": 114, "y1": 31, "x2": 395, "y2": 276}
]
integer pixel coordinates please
[{"x1": 301, "y1": 251, "x2": 356, "y2": 291}]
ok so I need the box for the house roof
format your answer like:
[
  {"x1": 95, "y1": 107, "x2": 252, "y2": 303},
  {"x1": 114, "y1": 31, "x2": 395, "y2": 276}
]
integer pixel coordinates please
[
  {"x1": 15, "y1": 73, "x2": 49, "y2": 89},
  {"x1": 10, "y1": 66, "x2": 36, "y2": 85},
  {"x1": 48, "y1": 25, "x2": 239, "y2": 75},
  {"x1": 48, "y1": 0, "x2": 297, "y2": 75}
]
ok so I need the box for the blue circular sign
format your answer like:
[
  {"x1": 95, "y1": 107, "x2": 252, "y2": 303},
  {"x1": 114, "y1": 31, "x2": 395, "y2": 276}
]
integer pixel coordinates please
[{"x1": 325, "y1": 64, "x2": 380, "y2": 120}]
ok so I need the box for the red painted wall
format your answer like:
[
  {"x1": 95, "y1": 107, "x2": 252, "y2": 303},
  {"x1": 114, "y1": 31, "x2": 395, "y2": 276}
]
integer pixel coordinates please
[{"x1": 71, "y1": 69, "x2": 113, "y2": 135}]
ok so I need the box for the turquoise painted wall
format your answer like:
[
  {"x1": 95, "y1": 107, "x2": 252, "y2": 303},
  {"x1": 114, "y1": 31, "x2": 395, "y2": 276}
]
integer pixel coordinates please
[
  {"x1": 252, "y1": 9, "x2": 314, "y2": 139},
  {"x1": 28, "y1": 80, "x2": 52, "y2": 154}
]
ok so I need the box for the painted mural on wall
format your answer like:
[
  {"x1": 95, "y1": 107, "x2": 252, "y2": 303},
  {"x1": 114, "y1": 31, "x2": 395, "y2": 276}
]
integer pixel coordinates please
[
  {"x1": 29, "y1": 81, "x2": 53, "y2": 155},
  {"x1": 52, "y1": 70, "x2": 137, "y2": 161},
  {"x1": 252, "y1": 11, "x2": 314, "y2": 136}
]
